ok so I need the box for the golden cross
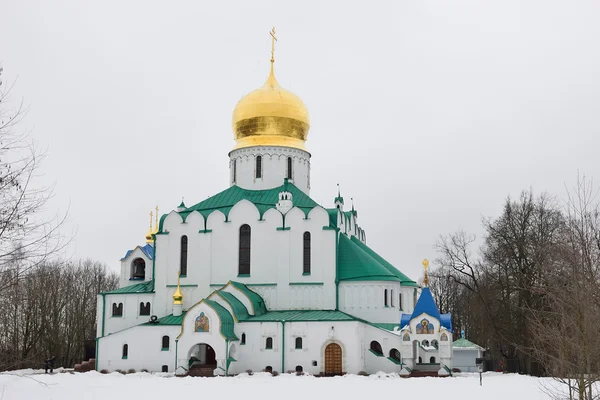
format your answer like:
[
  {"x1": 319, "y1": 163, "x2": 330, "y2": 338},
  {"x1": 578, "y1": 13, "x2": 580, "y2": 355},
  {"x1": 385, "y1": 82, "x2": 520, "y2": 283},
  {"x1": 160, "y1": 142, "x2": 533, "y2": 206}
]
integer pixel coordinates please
[
  {"x1": 148, "y1": 211, "x2": 153, "y2": 230},
  {"x1": 154, "y1": 205, "x2": 159, "y2": 231},
  {"x1": 270, "y1": 27, "x2": 277, "y2": 63}
]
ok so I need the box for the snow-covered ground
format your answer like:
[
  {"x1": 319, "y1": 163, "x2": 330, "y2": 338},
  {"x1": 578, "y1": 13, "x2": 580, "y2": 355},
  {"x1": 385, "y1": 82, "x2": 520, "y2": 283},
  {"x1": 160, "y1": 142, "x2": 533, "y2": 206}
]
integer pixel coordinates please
[{"x1": 0, "y1": 371, "x2": 570, "y2": 400}]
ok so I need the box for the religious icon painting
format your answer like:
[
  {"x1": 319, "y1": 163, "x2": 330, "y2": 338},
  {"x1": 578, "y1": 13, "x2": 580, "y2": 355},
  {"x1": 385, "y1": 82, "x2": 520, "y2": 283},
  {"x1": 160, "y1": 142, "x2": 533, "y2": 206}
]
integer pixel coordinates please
[
  {"x1": 403, "y1": 333, "x2": 410, "y2": 341},
  {"x1": 416, "y1": 318, "x2": 434, "y2": 334},
  {"x1": 440, "y1": 333, "x2": 448, "y2": 341},
  {"x1": 194, "y1": 312, "x2": 210, "y2": 332}
]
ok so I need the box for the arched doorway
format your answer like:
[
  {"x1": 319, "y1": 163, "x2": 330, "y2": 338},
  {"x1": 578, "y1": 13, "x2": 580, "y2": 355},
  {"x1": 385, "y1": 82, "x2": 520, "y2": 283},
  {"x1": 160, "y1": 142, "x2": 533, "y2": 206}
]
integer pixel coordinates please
[
  {"x1": 324, "y1": 343, "x2": 342, "y2": 376},
  {"x1": 187, "y1": 343, "x2": 217, "y2": 377}
]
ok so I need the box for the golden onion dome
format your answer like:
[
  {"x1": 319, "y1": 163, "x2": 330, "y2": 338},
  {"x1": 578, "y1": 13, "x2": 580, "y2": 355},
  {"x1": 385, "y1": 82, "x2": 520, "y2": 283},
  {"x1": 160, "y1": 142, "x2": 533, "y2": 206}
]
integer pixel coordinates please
[{"x1": 232, "y1": 64, "x2": 310, "y2": 151}]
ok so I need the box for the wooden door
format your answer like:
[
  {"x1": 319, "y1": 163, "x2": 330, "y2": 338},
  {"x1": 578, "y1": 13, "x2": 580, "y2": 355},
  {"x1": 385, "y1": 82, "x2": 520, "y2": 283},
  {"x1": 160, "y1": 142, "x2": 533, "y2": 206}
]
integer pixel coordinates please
[{"x1": 324, "y1": 343, "x2": 342, "y2": 375}]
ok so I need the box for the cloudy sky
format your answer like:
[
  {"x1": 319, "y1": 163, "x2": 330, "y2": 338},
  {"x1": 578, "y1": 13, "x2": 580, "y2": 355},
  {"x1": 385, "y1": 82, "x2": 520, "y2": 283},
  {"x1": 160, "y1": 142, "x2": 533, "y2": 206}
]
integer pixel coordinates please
[{"x1": 1, "y1": 0, "x2": 599, "y2": 280}]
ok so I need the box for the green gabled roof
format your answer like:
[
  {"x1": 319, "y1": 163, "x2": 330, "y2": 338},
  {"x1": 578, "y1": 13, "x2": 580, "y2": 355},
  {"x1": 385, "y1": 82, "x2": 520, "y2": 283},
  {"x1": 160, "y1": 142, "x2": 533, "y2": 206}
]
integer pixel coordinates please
[
  {"x1": 338, "y1": 234, "x2": 401, "y2": 282},
  {"x1": 215, "y1": 290, "x2": 250, "y2": 321},
  {"x1": 350, "y1": 236, "x2": 417, "y2": 286},
  {"x1": 244, "y1": 310, "x2": 356, "y2": 322},
  {"x1": 452, "y1": 338, "x2": 484, "y2": 349},
  {"x1": 204, "y1": 299, "x2": 238, "y2": 340},
  {"x1": 102, "y1": 280, "x2": 154, "y2": 294},
  {"x1": 229, "y1": 281, "x2": 267, "y2": 316},
  {"x1": 142, "y1": 312, "x2": 185, "y2": 326},
  {"x1": 179, "y1": 183, "x2": 320, "y2": 222}
]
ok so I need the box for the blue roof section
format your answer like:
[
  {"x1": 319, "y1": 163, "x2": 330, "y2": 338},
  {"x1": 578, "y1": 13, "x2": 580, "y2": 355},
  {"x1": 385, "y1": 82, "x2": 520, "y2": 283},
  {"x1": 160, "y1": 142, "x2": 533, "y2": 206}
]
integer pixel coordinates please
[
  {"x1": 401, "y1": 288, "x2": 452, "y2": 332},
  {"x1": 120, "y1": 243, "x2": 154, "y2": 261}
]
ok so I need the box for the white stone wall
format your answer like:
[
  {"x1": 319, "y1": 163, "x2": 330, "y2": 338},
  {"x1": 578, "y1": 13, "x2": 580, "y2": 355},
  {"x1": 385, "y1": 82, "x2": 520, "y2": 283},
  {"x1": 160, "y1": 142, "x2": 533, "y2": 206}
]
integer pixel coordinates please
[
  {"x1": 339, "y1": 282, "x2": 415, "y2": 323},
  {"x1": 101, "y1": 293, "x2": 155, "y2": 335},
  {"x1": 452, "y1": 349, "x2": 481, "y2": 372},
  {"x1": 229, "y1": 146, "x2": 311, "y2": 195},
  {"x1": 97, "y1": 325, "x2": 179, "y2": 372}
]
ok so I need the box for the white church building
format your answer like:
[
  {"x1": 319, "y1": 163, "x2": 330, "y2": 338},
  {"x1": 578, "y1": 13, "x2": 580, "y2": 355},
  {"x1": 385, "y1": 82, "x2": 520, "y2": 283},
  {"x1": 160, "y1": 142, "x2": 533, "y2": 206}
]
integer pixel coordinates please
[{"x1": 94, "y1": 31, "x2": 476, "y2": 377}]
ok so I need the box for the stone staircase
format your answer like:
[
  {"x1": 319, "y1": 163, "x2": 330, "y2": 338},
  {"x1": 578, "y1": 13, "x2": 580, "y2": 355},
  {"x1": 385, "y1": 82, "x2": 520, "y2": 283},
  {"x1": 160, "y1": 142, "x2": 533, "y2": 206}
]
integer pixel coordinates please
[
  {"x1": 74, "y1": 358, "x2": 95, "y2": 373},
  {"x1": 188, "y1": 365, "x2": 216, "y2": 377}
]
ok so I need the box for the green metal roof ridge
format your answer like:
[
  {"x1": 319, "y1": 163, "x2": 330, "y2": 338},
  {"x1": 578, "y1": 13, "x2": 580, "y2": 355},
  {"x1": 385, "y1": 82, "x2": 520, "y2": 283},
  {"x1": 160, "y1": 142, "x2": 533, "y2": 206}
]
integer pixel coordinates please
[
  {"x1": 452, "y1": 338, "x2": 484, "y2": 349},
  {"x1": 141, "y1": 312, "x2": 186, "y2": 326},
  {"x1": 215, "y1": 290, "x2": 250, "y2": 322},
  {"x1": 182, "y1": 183, "x2": 321, "y2": 221},
  {"x1": 203, "y1": 299, "x2": 238, "y2": 340},
  {"x1": 243, "y1": 309, "x2": 356, "y2": 322},
  {"x1": 350, "y1": 236, "x2": 417, "y2": 285},
  {"x1": 337, "y1": 234, "x2": 401, "y2": 282},
  {"x1": 102, "y1": 280, "x2": 154, "y2": 294},
  {"x1": 229, "y1": 281, "x2": 267, "y2": 316}
]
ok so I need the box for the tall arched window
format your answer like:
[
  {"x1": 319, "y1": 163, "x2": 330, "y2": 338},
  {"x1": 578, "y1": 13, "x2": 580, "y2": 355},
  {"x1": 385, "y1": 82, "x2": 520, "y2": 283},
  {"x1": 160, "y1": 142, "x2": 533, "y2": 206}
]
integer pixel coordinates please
[
  {"x1": 303, "y1": 232, "x2": 311, "y2": 275},
  {"x1": 390, "y1": 290, "x2": 394, "y2": 307},
  {"x1": 233, "y1": 159, "x2": 237, "y2": 183},
  {"x1": 399, "y1": 293, "x2": 403, "y2": 310},
  {"x1": 180, "y1": 235, "x2": 188, "y2": 276},
  {"x1": 241, "y1": 333, "x2": 246, "y2": 345},
  {"x1": 238, "y1": 224, "x2": 251, "y2": 275},
  {"x1": 295, "y1": 337, "x2": 303, "y2": 349},
  {"x1": 162, "y1": 336, "x2": 170, "y2": 350},
  {"x1": 430, "y1": 356, "x2": 436, "y2": 364},
  {"x1": 384, "y1": 289, "x2": 388, "y2": 307},
  {"x1": 286, "y1": 157, "x2": 293, "y2": 179},
  {"x1": 122, "y1": 344, "x2": 128, "y2": 359},
  {"x1": 265, "y1": 337, "x2": 273, "y2": 350},
  {"x1": 112, "y1": 303, "x2": 123, "y2": 317},
  {"x1": 256, "y1": 156, "x2": 262, "y2": 178}
]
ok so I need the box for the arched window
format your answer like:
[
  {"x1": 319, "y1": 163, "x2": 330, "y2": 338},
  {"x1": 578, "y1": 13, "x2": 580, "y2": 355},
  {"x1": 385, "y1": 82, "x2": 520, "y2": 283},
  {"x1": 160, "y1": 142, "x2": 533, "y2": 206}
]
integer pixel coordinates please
[
  {"x1": 122, "y1": 344, "x2": 128, "y2": 359},
  {"x1": 139, "y1": 302, "x2": 150, "y2": 316},
  {"x1": 180, "y1": 235, "x2": 188, "y2": 276},
  {"x1": 303, "y1": 232, "x2": 311, "y2": 274},
  {"x1": 418, "y1": 356, "x2": 422, "y2": 364},
  {"x1": 256, "y1": 156, "x2": 262, "y2": 178},
  {"x1": 112, "y1": 303, "x2": 123, "y2": 317},
  {"x1": 265, "y1": 337, "x2": 273, "y2": 350},
  {"x1": 162, "y1": 336, "x2": 170, "y2": 350},
  {"x1": 131, "y1": 258, "x2": 145, "y2": 279},
  {"x1": 241, "y1": 333, "x2": 246, "y2": 345},
  {"x1": 422, "y1": 340, "x2": 430, "y2": 347},
  {"x1": 295, "y1": 337, "x2": 303, "y2": 349},
  {"x1": 432, "y1": 340, "x2": 439, "y2": 349},
  {"x1": 233, "y1": 159, "x2": 237, "y2": 183},
  {"x1": 369, "y1": 341, "x2": 383, "y2": 356},
  {"x1": 295, "y1": 365, "x2": 303, "y2": 373},
  {"x1": 430, "y1": 356, "x2": 436, "y2": 364},
  {"x1": 238, "y1": 224, "x2": 251, "y2": 275},
  {"x1": 399, "y1": 293, "x2": 403, "y2": 311},
  {"x1": 384, "y1": 289, "x2": 388, "y2": 307},
  {"x1": 287, "y1": 157, "x2": 293, "y2": 179},
  {"x1": 390, "y1": 289, "x2": 394, "y2": 307},
  {"x1": 389, "y1": 348, "x2": 401, "y2": 362}
]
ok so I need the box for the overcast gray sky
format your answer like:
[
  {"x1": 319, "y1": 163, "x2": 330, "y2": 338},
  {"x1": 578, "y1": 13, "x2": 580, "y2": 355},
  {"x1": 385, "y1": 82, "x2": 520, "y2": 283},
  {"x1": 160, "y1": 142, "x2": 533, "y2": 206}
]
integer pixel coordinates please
[{"x1": 1, "y1": 0, "x2": 599, "y2": 280}]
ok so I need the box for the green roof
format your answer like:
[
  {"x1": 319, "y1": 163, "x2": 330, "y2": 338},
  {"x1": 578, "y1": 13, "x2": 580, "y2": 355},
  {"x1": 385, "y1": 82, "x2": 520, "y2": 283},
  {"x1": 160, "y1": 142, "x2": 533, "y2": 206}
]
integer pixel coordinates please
[
  {"x1": 452, "y1": 338, "x2": 484, "y2": 349},
  {"x1": 338, "y1": 234, "x2": 403, "y2": 282},
  {"x1": 350, "y1": 236, "x2": 417, "y2": 286},
  {"x1": 102, "y1": 280, "x2": 154, "y2": 294},
  {"x1": 372, "y1": 323, "x2": 400, "y2": 331},
  {"x1": 326, "y1": 208, "x2": 339, "y2": 228},
  {"x1": 244, "y1": 310, "x2": 356, "y2": 322},
  {"x1": 229, "y1": 281, "x2": 267, "y2": 316},
  {"x1": 215, "y1": 290, "x2": 250, "y2": 321},
  {"x1": 142, "y1": 312, "x2": 185, "y2": 326},
  {"x1": 204, "y1": 299, "x2": 238, "y2": 340},
  {"x1": 175, "y1": 183, "x2": 320, "y2": 223}
]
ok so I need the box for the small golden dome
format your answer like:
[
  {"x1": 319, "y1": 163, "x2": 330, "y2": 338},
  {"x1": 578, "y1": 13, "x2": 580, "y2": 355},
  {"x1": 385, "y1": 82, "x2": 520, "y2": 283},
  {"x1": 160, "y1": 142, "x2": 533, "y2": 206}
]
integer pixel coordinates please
[{"x1": 232, "y1": 64, "x2": 310, "y2": 151}]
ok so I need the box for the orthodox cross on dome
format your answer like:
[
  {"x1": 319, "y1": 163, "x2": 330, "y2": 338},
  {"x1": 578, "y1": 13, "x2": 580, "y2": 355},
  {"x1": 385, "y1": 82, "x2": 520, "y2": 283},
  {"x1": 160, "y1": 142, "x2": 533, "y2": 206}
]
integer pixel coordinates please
[
  {"x1": 145, "y1": 210, "x2": 154, "y2": 243},
  {"x1": 422, "y1": 258, "x2": 430, "y2": 287},
  {"x1": 153, "y1": 205, "x2": 159, "y2": 233},
  {"x1": 270, "y1": 27, "x2": 277, "y2": 64}
]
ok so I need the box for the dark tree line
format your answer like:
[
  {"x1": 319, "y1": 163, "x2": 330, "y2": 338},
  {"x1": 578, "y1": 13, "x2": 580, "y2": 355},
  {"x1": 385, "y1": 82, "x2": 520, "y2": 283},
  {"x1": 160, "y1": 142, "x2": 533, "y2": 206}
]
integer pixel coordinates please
[
  {"x1": 431, "y1": 177, "x2": 600, "y2": 399},
  {"x1": 0, "y1": 259, "x2": 118, "y2": 370}
]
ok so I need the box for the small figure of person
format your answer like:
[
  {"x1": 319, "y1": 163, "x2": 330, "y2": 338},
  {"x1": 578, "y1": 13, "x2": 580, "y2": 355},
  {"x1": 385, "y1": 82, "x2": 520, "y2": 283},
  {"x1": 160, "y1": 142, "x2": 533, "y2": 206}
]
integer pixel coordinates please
[{"x1": 45, "y1": 356, "x2": 56, "y2": 374}]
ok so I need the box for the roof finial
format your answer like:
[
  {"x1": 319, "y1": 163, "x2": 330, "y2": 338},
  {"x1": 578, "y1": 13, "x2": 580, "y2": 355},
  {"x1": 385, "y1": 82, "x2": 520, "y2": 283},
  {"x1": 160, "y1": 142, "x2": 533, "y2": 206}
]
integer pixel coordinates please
[
  {"x1": 173, "y1": 269, "x2": 183, "y2": 305},
  {"x1": 270, "y1": 27, "x2": 277, "y2": 64},
  {"x1": 351, "y1": 197, "x2": 355, "y2": 211},
  {"x1": 337, "y1": 183, "x2": 341, "y2": 198},
  {"x1": 145, "y1": 210, "x2": 154, "y2": 243},
  {"x1": 422, "y1": 258, "x2": 430, "y2": 287},
  {"x1": 153, "y1": 205, "x2": 159, "y2": 234}
]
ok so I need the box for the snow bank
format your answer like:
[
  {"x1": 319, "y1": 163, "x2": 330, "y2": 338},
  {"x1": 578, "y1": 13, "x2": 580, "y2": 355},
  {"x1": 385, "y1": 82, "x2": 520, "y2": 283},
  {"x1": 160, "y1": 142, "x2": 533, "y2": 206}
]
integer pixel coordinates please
[{"x1": 0, "y1": 371, "x2": 569, "y2": 400}]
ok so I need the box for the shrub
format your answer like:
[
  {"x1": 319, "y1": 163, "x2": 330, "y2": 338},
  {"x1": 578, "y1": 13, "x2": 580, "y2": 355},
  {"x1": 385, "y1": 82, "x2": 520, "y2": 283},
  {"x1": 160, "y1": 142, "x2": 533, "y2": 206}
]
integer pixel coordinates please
[
  {"x1": 358, "y1": 371, "x2": 369, "y2": 376},
  {"x1": 141, "y1": 369, "x2": 149, "y2": 373},
  {"x1": 115, "y1": 369, "x2": 122, "y2": 374},
  {"x1": 296, "y1": 371, "x2": 304, "y2": 376},
  {"x1": 271, "y1": 370, "x2": 279, "y2": 377},
  {"x1": 127, "y1": 369, "x2": 136, "y2": 374},
  {"x1": 245, "y1": 369, "x2": 253, "y2": 376},
  {"x1": 287, "y1": 370, "x2": 294, "y2": 374},
  {"x1": 100, "y1": 369, "x2": 109, "y2": 374}
]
